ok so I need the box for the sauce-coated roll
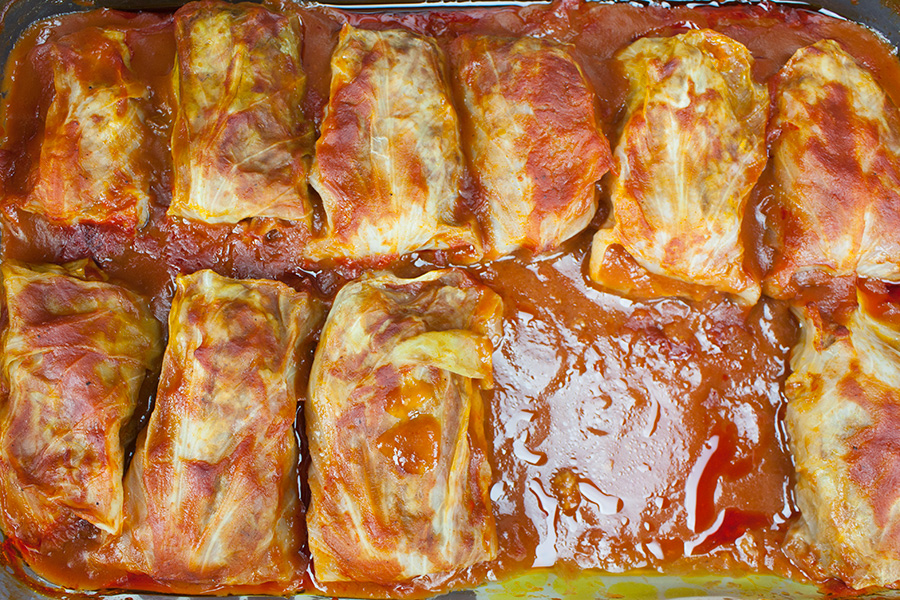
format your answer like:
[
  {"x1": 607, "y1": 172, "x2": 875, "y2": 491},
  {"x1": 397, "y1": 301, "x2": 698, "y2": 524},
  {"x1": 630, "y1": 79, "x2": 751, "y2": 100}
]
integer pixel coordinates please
[
  {"x1": 786, "y1": 287, "x2": 900, "y2": 589},
  {"x1": 310, "y1": 26, "x2": 479, "y2": 262},
  {"x1": 169, "y1": 2, "x2": 314, "y2": 226},
  {"x1": 450, "y1": 34, "x2": 612, "y2": 258},
  {"x1": 23, "y1": 28, "x2": 155, "y2": 229},
  {"x1": 0, "y1": 261, "x2": 161, "y2": 551},
  {"x1": 590, "y1": 29, "x2": 766, "y2": 304},
  {"x1": 307, "y1": 269, "x2": 501, "y2": 584},
  {"x1": 765, "y1": 40, "x2": 900, "y2": 297},
  {"x1": 103, "y1": 270, "x2": 322, "y2": 594}
]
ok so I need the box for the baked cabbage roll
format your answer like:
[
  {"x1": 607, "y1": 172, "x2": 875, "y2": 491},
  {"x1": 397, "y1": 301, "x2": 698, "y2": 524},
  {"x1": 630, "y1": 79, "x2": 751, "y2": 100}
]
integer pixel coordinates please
[
  {"x1": 785, "y1": 292, "x2": 900, "y2": 588},
  {"x1": 307, "y1": 269, "x2": 501, "y2": 584},
  {"x1": 765, "y1": 40, "x2": 900, "y2": 296},
  {"x1": 589, "y1": 29, "x2": 766, "y2": 304},
  {"x1": 449, "y1": 35, "x2": 612, "y2": 258},
  {"x1": 169, "y1": 2, "x2": 314, "y2": 225},
  {"x1": 22, "y1": 27, "x2": 154, "y2": 229},
  {"x1": 310, "y1": 25, "x2": 479, "y2": 261},
  {"x1": 106, "y1": 270, "x2": 321, "y2": 594},
  {"x1": 0, "y1": 261, "x2": 161, "y2": 551}
]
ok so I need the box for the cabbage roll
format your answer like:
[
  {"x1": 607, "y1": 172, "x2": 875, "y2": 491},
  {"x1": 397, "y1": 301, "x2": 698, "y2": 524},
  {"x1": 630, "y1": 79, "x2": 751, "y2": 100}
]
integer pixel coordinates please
[
  {"x1": 169, "y1": 2, "x2": 314, "y2": 225},
  {"x1": 310, "y1": 25, "x2": 479, "y2": 261},
  {"x1": 765, "y1": 40, "x2": 900, "y2": 296},
  {"x1": 785, "y1": 292, "x2": 900, "y2": 588},
  {"x1": 22, "y1": 28, "x2": 154, "y2": 229},
  {"x1": 108, "y1": 270, "x2": 321, "y2": 593},
  {"x1": 0, "y1": 261, "x2": 161, "y2": 550},
  {"x1": 589, "y1": 29, "x2": 766, "y2": 304},
  {"x1": 307, "y1": 269, "x2": 501, "y2": 584},
  {"x1": 450, "y1": 35, "x2": 612, "y2": 258}
]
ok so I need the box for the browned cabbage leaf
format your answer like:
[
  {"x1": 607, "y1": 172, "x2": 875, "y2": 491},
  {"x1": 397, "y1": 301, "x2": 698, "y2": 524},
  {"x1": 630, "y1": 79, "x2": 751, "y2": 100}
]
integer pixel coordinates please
[
  {"x1": 310, "y1": 25, "x2": 479, "y2": 261},
  {"x1": 765, "y1": 40, "x2": 900, "y2": 296},
  {"x1": 0, "y1": 261, "x2": 161, "y2": 551},
  {"x1": 103, "y1": 270, "x2": 322, "y2": 594},
  {"x1": 589, "y1": 29, "x2": 766, "y2": 304},
  {"x1": 449, "y1": 34, "x2": 612, "y2": 258},
  {"x1": 785, "y1": 293, "x2": 900, "y2": 588},
  {"x1": 22, "y1": 28, "x2": 154, "y2": 229},
  {"x1": 169, "y1": 2, "x2": 314, "y2": 226},
  {"x1": 307, "y1": 269, "x2": 501, "y2": 584}
]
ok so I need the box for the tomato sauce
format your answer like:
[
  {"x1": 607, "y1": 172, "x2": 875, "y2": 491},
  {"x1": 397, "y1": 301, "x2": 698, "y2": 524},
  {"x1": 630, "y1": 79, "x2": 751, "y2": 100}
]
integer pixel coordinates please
[{"x1": 1, "y1": 0, "x2": 899, "y2": 596}]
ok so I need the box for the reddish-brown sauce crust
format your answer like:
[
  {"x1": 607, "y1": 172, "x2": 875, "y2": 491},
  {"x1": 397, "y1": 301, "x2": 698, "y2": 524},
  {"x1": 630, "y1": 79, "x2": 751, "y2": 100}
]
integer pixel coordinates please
[
  {"x1": 842, "y1": 379, "x2": 900, "y2": 535},
  {"x1": 592, "y1": 243, "x2": 720, "y2": 302},
  {"x1": 1, "y1": 1, "x2": 899, "y2": 597}
]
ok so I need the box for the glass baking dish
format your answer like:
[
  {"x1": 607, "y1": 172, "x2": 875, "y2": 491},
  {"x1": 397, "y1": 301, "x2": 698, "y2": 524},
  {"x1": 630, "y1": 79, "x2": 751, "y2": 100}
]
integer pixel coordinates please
[{"x1": 0, "y1": 0, "x2": 899, "y2": 598}]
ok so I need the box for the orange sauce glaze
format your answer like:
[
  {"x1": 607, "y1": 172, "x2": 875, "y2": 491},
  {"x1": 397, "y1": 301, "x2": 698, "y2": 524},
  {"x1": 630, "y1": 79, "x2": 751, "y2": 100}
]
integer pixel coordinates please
[{"x1": 1, "y1": 0, "x2": 900, "y2": 596}]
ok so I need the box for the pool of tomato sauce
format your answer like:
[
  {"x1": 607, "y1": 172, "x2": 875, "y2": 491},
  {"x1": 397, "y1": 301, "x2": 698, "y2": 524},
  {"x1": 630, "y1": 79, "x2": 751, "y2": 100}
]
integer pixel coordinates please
[{"x1": 1, "y1": 0, "x2": 899, "y2": 597}]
